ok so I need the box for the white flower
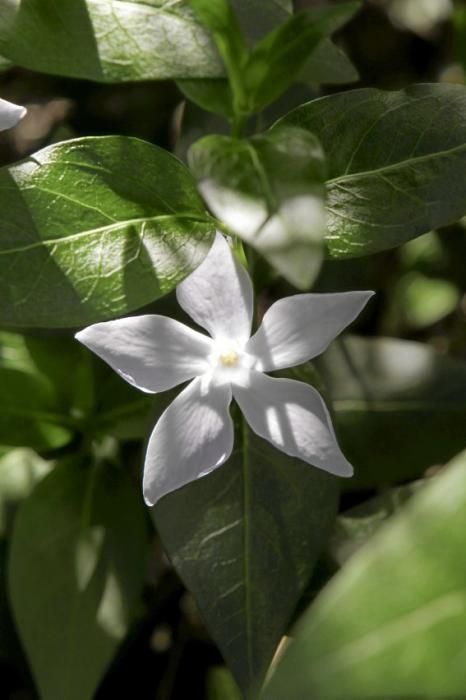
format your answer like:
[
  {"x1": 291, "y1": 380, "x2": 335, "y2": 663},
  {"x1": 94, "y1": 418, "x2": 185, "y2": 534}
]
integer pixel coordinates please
[
  {"x1": 0, "y1": 97, "x2": 26, "y2": 132},
  {"x1": 76, "y1": 233, "x2": 374, "y2": 506}
]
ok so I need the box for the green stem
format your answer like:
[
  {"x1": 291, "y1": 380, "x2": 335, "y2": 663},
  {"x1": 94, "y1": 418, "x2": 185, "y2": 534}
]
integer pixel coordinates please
[
  {"x1": 242, "y1": 417, "x2": 254, "y2": 695},
  {"x1": 232, "y1": 112, "x2": 247, "y2": 138}
]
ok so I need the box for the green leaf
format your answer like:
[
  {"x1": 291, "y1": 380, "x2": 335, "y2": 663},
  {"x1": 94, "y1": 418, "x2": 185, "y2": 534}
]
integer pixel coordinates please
[
  {"x1": 315, "y1": 336, "x2": 466, "y2": 488},
  {"x1": 91, "y1": 365, "x2": 154, "y2": 440},
  {"x1": 177, "y1": 78, "x2": 235, "y2": 118},
  {"x1": 0, "y1": 0, "x2": 223, "y2": 82},
  {"x1": 264, "y1": 449, "x2": 466, "y2": 699},
  {"x1": 279, "y1": 84, "x2": 466, "y2": 257},
  {"x1": 189, "y1": 126, "x2": 326, "y2": 288},
  {"x1": 0, "y1": 136, "x2": 215, "y2": 327},
  {"x1": 8, "y1": 459, "x2": 148, "y2": 700},
  {"x1": 177, "y1": 0, "x2": 291, "y2": 118},
  {"x1": 0, "y1": 449, "x2": 51, "y2": 664},
  {"x1": 243, "y1": 3, "x2": 360, "y2": 113},
  {"x1": 0, "y1": 333, "x2": 83, "y2": 449},
  {"x1": 178, "y1": 6, "x2": 356, "y2": 117},
  {"x1": 230, "y1": 0, "x2": 291, "y2": 45},
  {"x1": 0, "y1": 448, "x2": 51, "y2": 537},
  {"x1": 207, "y1": 666, "x2": 242, "y2": 700},
  {"x1": 184, "y1": 3, "x2": 359, "y2": 120},
  {"x1": 393, "y1": 272, "x2": 460, "y2": 329},
  {"x1": 301, "y1": 38, "x2": 359, "y2": 85},
  {"x1": 329, "y1": 480, "x2": 425, "y2": 567},
  {"x1": 154, "y1": 416, "x2": 339, "y2": 697}
]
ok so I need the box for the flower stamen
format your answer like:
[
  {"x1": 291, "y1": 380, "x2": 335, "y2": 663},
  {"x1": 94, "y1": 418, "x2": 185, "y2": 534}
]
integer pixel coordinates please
[{"x1": 219, "y1": 350, "x2": 239, "y2": 367}]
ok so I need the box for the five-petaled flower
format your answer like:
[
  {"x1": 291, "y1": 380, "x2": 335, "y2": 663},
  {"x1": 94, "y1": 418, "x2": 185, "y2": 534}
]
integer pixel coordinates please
[
  {"x1": 0, "y1": 97, "x2": 26, "y2": 132},
  {"x1": 76, "y1": 234, "x2": 374, "y2": 505}
]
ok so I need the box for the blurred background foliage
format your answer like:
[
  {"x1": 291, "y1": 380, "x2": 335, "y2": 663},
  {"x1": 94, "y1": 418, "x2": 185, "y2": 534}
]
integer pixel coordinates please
[{"x1": 0, "y1": 0, "x2": 465, "y2": 698}]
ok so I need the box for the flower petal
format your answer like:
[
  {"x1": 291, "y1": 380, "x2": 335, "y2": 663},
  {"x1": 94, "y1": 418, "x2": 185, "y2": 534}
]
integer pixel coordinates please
[
  {"x1": 176, "y1": 232, "x2": 253, "y2": 344},
  {"x1": 143, "y1": 377, "x2": 233, "y2": 505},
  {"x1": 246, "y1": 291, "x2": 374, "y2": 371},
  {"x1": 233, "y1": 371, "x2": 352, "y2": 477},
  {"x1": 0, "y1": 98, "x2": 26, "y2": 132},
  {"x1": 76, "y1": 315, "x2": 213, "y2": 393}
]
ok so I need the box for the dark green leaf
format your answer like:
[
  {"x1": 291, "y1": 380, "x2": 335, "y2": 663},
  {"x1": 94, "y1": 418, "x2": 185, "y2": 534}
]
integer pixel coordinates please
[
  {"x1": 189, "y1": 126, "x2": 326, "y2": 288},
  {"x1": 0, "y1": 0, "x2": 223, "y2": 82},
  {"x1": 279, "y1": 84, "x2": 466, "y2": 257},
  {"x1": 301, "y1": 38, "x2": 359, "y2": 85},
  {"x1": 177, "y1": 79, "x2": 235, "y2": 118},
  {"x1": 154, "y1": 416, "x2": 339, "y2": 696},
  {"x1": 315, "y1": 336, "x2": 466, "y2": 488},
  {"x1": 230, "y1": 0, "x2": 291, "y2": 45},
  {"x1": 91, "y1": 365, "x2": 155, "y2": 440},
  {"x1": 244, "y1": 4, "x2": 360, "y2": 112},
  {"x1": 8, "y1": 459, "x2": 148, "y2": 700},
  {"x1": 330, "y1": 480, "x2": 426, "y2": 567},
  {"x1": 0, "y1": 136, "x2": 215, "y2": 327},
  {"x1": 264, "y1": 449, "x2": 466, "y2": 699}
]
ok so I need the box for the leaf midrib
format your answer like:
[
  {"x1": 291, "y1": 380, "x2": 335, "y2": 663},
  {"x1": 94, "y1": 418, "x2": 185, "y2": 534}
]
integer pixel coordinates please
[
  {"x1": 0, "y1": 213, "x2": 211, "y2": 257},
  {"x1": 327, "y1": 139, "x2": 466, "y2": 186}
]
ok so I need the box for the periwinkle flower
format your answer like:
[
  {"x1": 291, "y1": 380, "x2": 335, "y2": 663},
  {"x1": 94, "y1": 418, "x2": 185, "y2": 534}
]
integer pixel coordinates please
[
  {"x1": 76, "y1": 234, "x2": 373, "y2": 505},
  {"x1": 0, "y1": 97, "x2": 26, "y2": 132}
]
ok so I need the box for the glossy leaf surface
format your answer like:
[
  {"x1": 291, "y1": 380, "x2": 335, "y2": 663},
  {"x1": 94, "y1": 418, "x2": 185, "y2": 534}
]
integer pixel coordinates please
[
  {"x1": 279, "y1": 84, "x2": 466, "y2": 256},
  {"x1": 154, "y1": 414, "x2": 339, "y2": 696},
  {"x1": 0, "y1": 0, "x2": 223, "y2": 82},
  {"x1": 0, "y1": 136, "x2": 215, "y2": 327}
]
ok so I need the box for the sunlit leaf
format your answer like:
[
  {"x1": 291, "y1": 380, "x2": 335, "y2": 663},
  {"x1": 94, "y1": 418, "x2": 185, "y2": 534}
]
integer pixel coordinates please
[
  {"x1": 8, "y1": 459, "x2": 148, "y2": 700},
  {"x1": 0, "y1": 0, "x2": 223, "y2": 82},
  {"x1": 265, "y1": 449, "x2": 466, "y2": 699},
  {"x1": 0, "y1": 136, "x2": 215, "y2": 327}
]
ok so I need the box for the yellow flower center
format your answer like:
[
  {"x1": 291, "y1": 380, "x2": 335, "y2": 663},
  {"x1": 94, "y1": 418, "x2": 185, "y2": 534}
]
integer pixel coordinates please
[{"x1": 219, "y1": 350, "x2": 239, "y2": 367}]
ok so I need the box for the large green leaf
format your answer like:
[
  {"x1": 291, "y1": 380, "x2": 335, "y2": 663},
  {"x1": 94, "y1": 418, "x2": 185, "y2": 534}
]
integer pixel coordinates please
[
  {"x1": 154, "y1": 413, "x2": 339, "y2": 697},
  {"x1": 8, "y1": 459, "x2": 148, "y2": 700},
  {"x1": 0, "y1": 136, "x2": 215, "y2": 327},
  {"x1": 189, "y1": 126, "x2": 326, "y2": 288},
  {"x1": 264, "y1": 449, "x2": 466, "y2": 699},
  {"x1": 0, "y1": 0, "x2": 223, "y2": 82},
  {"x1": 279, "y1": 84, "x2": 466, "y2": 257},
  {"x1": 315, "y1": 336, "x2": 466, "y2": 488}
]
